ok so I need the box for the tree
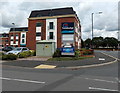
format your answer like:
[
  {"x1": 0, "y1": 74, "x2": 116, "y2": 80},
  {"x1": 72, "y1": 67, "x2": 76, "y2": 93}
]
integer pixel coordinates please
[
  {"x1": 92, "y1": 36, "x2": 104, "y2": 48},
  {"x1": 84, "y1": 37, "x2": 119, "y2": 49},
  {"x1": 103, "y1": 37, "x2": 118, "y2": 48},
  {"x1": 81, "y1": 39, "x2": 85, "y2": 48},
  {"x1": 84, "y1": 38, "x2": 91, "y2": 48}
]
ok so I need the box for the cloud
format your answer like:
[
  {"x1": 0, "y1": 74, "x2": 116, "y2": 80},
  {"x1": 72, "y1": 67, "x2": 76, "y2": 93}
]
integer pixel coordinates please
[
  {"x1": 1, "y1": 2, "x2": 29, "y2": 29},
  {"x1": 0, "y1": 1, "x2": 119, "y2": 40}
]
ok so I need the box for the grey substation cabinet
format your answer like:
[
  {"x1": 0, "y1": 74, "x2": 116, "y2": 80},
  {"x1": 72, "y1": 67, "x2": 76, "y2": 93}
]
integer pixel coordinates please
[{"x1": 36, "y1": 40, "x2": 56, "y2": 57}]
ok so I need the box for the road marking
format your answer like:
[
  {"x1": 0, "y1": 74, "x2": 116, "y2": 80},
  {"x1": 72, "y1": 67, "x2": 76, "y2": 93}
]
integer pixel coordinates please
[
  {"x1": 89, "y1": 87, "x2": 118, "y2": 91},
  {"x1": 101, "y1": 52, "x2": 120, "y2": 61},
  {"x1": 85, "y1": 78, "x2": 117, "y2": 83},
  {"x1": 0, "y1": 77, "x2": 45, "y2": 84},
  {"x1": 35, "y1": 64, "x2": 56, "y2": 69},
  {"x1": 99, "y1": 58, "x2": 105, "y2": 61},
  {"x1": 77, "y1": 77, "x2": 118, "y2": 84}
]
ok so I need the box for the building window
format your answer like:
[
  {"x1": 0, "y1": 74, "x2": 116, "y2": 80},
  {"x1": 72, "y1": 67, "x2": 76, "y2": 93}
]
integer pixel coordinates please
[
  {"x1": 49, "y1": 22, "x2": 54, "y2": 29},
  {"x1": 36, "y1": 32, "x2": 41, "y2": 36},
  {"x1": 5, "y1": 40, "x2": 8, "y2": 42},
  {"x1": 22, "y1": 34, "x2": 25, "y2": 38},
  {"x1": 49, "y1": 32, "x2": 53, "y2": 39},
  {"x1": 16, "y1": 34, "x2": 18, "y2": 36},
  {"x1": 36, "y1": 22, "x2": 42, "y2": 27},
  {"x1": 16, "y1": 39, "x2": 18, "y2": 41},
  {"x1": 22, "y1": 39, "x2": 25, "y2": 43},
  {"x1": 22, "y1": 48, "x2": 28, "y2": 51}
]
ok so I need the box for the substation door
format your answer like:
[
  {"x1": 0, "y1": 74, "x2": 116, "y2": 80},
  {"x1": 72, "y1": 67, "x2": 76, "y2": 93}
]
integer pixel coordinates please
[{"x1": 36, "y1": 42, "x2": 55, "y2": 57}]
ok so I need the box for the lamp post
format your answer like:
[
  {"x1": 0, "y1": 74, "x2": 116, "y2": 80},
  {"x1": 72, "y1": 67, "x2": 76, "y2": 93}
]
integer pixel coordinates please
[
  {"x1": 117, "y1": 31, "x2": 119, "y2": 50},
  {"x1": 91, "y1": 12, "x2": 102, "y2": 49},
  {"x1": 12, "y1": 23, "x2": 15, "y2": 47}
]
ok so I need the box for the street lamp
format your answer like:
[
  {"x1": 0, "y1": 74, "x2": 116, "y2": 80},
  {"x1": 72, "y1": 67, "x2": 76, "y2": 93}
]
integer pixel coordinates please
[
  {"x1": 12, "y1": 23, "x2": 15, "y2": 47},
  {"x1": 12, "y1": 23, "x2": 15, "y2": 32},
  {"x1": 117, "y1": 31, "x2": 120, "y2": 50},
  {"x1": 91, "y1": 12, "x2": 102, "y2": 48}
]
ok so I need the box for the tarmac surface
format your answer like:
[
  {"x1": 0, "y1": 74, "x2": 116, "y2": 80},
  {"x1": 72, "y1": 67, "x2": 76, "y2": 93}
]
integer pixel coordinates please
[
  {"x1": 1, "y1": 51, "x2": 119, "y2": 91},
  {"x1": 1, "y1": 51, "x2": 116, "y2": 68}
]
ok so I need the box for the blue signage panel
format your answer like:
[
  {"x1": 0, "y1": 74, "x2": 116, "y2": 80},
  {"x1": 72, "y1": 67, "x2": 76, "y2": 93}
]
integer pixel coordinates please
[
  {"x1": 61, "y1": 47, "x2": 75, "y2": 53},
  {"x1": 61, "y1": 22, "x2": 74, "y2": 34},
  {"x1": 61, "y1": 30, "x2": 74, "y2": 34}
]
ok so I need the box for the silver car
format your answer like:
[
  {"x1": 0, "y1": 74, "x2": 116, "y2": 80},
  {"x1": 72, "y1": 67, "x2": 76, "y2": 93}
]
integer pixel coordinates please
[{"x1": 6, "y1": 47, "x2": 29, "y2": 55}]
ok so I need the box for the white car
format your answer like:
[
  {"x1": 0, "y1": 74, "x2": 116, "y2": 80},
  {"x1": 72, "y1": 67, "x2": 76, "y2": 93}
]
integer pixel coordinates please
[{"x1": 6, "y1": 47, "x2": 29, "y2": 55}]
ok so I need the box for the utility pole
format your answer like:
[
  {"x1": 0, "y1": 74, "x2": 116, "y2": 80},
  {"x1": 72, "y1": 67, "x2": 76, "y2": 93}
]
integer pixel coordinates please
[
  {"x1": 12, "y1": 23, "x2": 15, "y2": 47},
  {"x1": 91, "y1": 12, "x2": 102, "y2": 49}
]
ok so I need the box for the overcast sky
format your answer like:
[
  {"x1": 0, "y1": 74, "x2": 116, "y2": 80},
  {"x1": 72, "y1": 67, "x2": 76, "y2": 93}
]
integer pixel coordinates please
[{"x1": 0, "y1": 0, "x2": 120, "y2": 40}]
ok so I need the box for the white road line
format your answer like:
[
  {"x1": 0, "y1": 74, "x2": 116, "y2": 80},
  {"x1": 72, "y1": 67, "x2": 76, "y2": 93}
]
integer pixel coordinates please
[
  {"x1": 89, "y1": 87, "x2": 118, "y2": 91},
  {"x1": 101, "y1": 52, "x2": 120, "y2": 61},
  {"x1": 85, "y1": 78, "x2": 117, "y2": 84},
  {"x1": 0, "y1": 77, "x2": 45, "y2": 84}
]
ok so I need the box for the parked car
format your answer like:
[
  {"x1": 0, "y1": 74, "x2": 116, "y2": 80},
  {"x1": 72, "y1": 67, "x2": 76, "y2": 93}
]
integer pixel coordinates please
[
  {"x1": 2, "y1": 46, "x2": 15, "y2": 52},
  {"x1": 6, "y1": 47, "x2": 29, "y2": 55},
  {"x1": 61, "y1": 44, "x2": 75, "y2": 56}
]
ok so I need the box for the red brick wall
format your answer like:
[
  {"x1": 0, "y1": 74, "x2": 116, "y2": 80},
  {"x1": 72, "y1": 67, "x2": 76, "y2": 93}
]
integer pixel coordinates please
[
  {"x1": 57, "y1": 17, "x2": 78, "y2": 48},
  {"x1": 2, "y1": 38, "x2": 9, "y2": 47},
  {"x1": 27, "y1": 19, "x2": 46, "y2": 50}
]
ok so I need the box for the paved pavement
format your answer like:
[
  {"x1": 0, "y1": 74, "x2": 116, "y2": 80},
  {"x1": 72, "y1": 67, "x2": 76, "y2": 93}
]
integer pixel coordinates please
[{"x1": 1, "y1": 51, "x2": 116, "y2": 68}]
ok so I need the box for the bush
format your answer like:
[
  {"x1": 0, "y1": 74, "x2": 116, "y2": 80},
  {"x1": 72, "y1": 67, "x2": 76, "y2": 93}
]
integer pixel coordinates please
[
  {"x1": 53, "y1": 49, "x2": 61, "y2": 58},
  {"x1": 75, "y1": 49, "x2": 80, "y2": 58},
  {"x1": 30, "y1": 50, "x2": 36, "y2": 56},
  {"x1": 18, "y1": 51, "x2": 31, "y2": 58},
  {"x1": 2, "y1": 54, "x2": 18, "y2": 60},
  {"x1": 0, "y1": 52, "x2": 5, "y2": 59},
  {"x1": 83, "y1": 50, "x2": 93, "y2": 55}
]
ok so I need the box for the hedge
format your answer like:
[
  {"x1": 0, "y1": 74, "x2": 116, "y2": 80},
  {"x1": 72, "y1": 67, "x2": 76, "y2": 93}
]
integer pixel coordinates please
[
  {"x1": 18, "y1": 51, "x2": 31, "y2": 58},
  {"x1": 18, "y1": 50, "x2": 36, "y2": 58},
  {"x1": 2, "y1": 54, "x2": 18, "y2": 60}
]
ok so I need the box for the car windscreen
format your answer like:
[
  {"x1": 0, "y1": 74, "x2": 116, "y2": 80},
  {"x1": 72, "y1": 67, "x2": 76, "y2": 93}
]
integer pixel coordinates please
[{"x1": 13, "y1": 48, "x2": 22, "y2": 51}]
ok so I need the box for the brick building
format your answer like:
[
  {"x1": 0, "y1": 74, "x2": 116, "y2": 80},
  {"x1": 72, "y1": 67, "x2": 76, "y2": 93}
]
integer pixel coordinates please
[
  {"x1": 0, "y1": 33, "x2": 9, "y2": 47},
  {"x1": 8, "y1": 27, "x2": 28, "y2": 47},
  {"x1": 27, "y1": 7, "x2": 81, "y2": 50}
]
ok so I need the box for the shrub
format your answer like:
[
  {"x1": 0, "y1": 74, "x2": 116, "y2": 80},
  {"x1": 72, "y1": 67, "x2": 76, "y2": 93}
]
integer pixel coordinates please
[
  {"x1": 83, "y1": 50, "x2": 93, "y2": 55},
  {"x1": 30, "y1": 50, "x2": 36, "y2": 56},
  {"x1": 18, "y1": 51, "x2": 31, "y2": 58},
  {"x1": 53, "y1": 49, "x2": 61, "y2": 58},
  {"x1": 2, "y1": 55, "x2": 8, "y2": 60},
  {"x1": 75, "y1": 49, "x2": 80, "y2": 58},
  {"x1": 0, "y1": 52, "x2": 5, "y2": 59},
  {"x1": 2, "y1": 54, "x2": 18, "y2": 60}
]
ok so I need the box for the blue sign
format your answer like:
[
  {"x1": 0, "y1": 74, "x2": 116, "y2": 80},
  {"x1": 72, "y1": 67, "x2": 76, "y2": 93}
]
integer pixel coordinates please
[
  {"x1": 62, "y1": 22, "x2": 74, "y2": 34},
  {"x1": 61, "y1": 47, "x2": 74, "y2": 53},
  {"x1": 61, "y1": 30, "x2": 74, "y2": 34}
]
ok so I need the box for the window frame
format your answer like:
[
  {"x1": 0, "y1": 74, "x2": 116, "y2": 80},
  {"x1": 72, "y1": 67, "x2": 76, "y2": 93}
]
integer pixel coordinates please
[
  {"x1": 49, "y1": 22, "x2": 54, "y2": 29},
  {"x1": 49, "y1": 32, "x2": 54, "y2": 39}
]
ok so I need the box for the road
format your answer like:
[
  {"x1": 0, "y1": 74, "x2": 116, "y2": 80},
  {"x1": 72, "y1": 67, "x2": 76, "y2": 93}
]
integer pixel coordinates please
[{"x1": 1, "y1": 51, "x2": 119, "y2": 92}]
